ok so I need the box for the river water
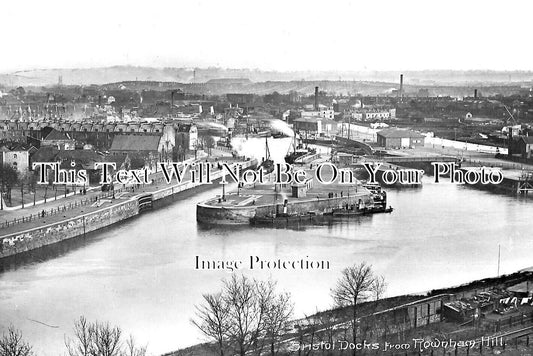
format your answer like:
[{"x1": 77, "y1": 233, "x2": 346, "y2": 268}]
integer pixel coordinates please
[{"x1": 1, "y1": 139, "x2": 533, "y2": 355}]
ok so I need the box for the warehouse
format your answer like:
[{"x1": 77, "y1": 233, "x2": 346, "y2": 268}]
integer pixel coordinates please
[{"x1": 377, "y1": 128, "x2": 425, "y2": 149}]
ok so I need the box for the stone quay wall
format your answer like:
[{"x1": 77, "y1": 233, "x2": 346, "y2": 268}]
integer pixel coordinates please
[
  {"x1": 196, "y1": 203, "x2": 256, "y2": 225},
  {"x1": 0, "y1": 200, "x2": 139, "y2": 259},
  {"x1": 0, "y1": 159, "x2": 258, "y2": 260}
]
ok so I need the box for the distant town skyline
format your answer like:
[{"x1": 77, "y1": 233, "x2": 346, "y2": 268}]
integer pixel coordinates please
[{"x1": 2, "y1": 0, "x2": 532, "y2": 73}]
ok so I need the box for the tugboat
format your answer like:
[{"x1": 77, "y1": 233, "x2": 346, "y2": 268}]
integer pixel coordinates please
[
  {"x1": 332, "y1": 204, "x2": 393, "y2": 217},
  {"x1": 250, "y1": 183, "x2": 393, "y2": 227},
  {"x1": 332, "y1": 183, "x2": 393, "y2": 217},
  {"x1": 284, "y1": 132, "x2": 316, "y2": 164},
  {"x1": 258, "y1": 135, "x2": 274, "y2": 173},
  {"x1": 250, "y1": 199, "x2": 332, "y2": 227}
]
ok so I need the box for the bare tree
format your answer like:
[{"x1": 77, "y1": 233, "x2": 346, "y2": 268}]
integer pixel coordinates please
[
  {"x1": 314, "y1": 309, "x2": 341, "y2": 353},
  {"x1": 331, "y1": 262, "x2": 380, "y2": 356},
  {"x1": 0, "y1": 165, "x2": 18, "y2": 206},
  {"x1": 372, "y1": 275, "x2": 386, "y2": 304},
  {"x1": 120, "y1": 335, "x2": 146, "y2": 356},
  {"x1": 0, "y1": 326, "x2": 33, "y2": 356},
  {"x1": 257, "y1": 281, "x2": 293, "y2": 355},
  {"x1": 193, "y1": 275, "x2": 293, "y2": 356},
  {"x1": 249, "y1": 280, "x2": 275, "y2": 355},
  {"x1": 293, "y1": 314, "x2": 321, "y2": 356},
  {"x1": 192, "y1": 293, "x2": 230, "y2": 356},
  {"x1": 224, "y1": 274, "x2": 261, "y2": 356},
  {"x1": 65, "y1": 316, "x2": 92, "y2": 356},
  {"x1": 92, "y1": 322, "x2": 122, "y2": 356},
  {"x1": 363, "y1": 274, "x2": 387, "y2": 340},
  {"x1": 65, "y1": 317, "x2": 146, "y2": 356},
  {"x1": 265, "y1": 293, "x2": 293, "y2": 355}
]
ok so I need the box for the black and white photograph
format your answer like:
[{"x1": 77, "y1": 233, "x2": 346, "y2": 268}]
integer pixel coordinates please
[{"x1": 1, "y1": 1, "x2": 533, "y2": 355}]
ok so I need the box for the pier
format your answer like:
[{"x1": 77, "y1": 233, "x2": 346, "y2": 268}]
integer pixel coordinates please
[
  {"x1": 330, "y1": 140, "x2": 533, "y2": 195},
  {"x1": 196, "y1": 166, "x2": 376, "y2": 225},
  {"x1": 457, "y1": 165, "x2": 533, "y2": 196},
  {"x1": 518, "y1": 171, "x2": 533, "y2": 195}
]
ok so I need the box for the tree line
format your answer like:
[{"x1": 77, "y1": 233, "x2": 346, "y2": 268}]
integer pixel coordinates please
[{"x1": 0, "y1": 317, "x2": 147, "y2": 356}]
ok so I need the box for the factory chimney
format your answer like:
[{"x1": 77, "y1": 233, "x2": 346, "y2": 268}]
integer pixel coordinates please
[
  {"x1": 399, "y1": 74, "x2": 404, "y2": 102},
  {"x1": 171, "y1": 91, "x2": 175, "y2": 115},
  {"x1": 314, "y1": 86, "x2": 319, "y2": 111},
  {"x1": 474, "y1": 89, "x2": 478, "y2": 99}
]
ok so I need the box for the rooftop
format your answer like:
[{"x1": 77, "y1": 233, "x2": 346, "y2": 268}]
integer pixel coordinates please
[
  {"x1": 519, "y1": 136, "x2": 533, "y2": 144},
  {"x1": 110, "y1": 134, "x2": 161, "y2": 152},
  {"x1": 43, "y1": 129, "x2": 72, "y2": 141},
  {"x1": 508, "y1": 281, "x2": 533, "y2": 294}
]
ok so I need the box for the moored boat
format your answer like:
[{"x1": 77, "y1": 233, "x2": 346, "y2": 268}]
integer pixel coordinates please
[
  {"x1": 250, "y1": 211, "x2": 333, "y2": 226},
  {"x1": 284, "y1": 132, "x2": 316, "y2": 164},
  {"x1": 332, "y1": 206, "x2": 393, "y2": 216},
  {"x1": 258, "y1": 135, "x2": 274, "y2": 173}
]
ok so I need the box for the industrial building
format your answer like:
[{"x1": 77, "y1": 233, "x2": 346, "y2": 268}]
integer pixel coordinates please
[
  {"x1": 376, "y1": 128, "x2": 425, "y2": 149},
  {"x1": 351, "y1": 108, "x2": 396, "y2": 121},
  {"x1": 293, "y1": 117, "x2": 338, "y2": 135},
  {"x1": 510, "y1": 135, "x2": 533, "y2": 159}
]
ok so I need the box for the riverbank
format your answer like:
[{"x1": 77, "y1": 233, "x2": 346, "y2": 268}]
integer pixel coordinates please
[
  {"x1": 167, "y1": 269, "x2": 533, "y2": 356},
  {"x1": 2, "y1": 173, "x2": 532, "y2": 355}
]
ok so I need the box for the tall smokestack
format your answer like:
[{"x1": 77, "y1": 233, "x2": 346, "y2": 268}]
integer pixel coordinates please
[
  {"x1": 171, "y1": 91, "x2": 175, "y2": 114},
  {"x1": 314, "y1": 86, "x2": 319, "y2": 111},
  {"x1": 399, "y1": 74, "x2": 404, "y2": 102},
  {"x1": 474, "y1": 89, "x2": 478, "y2": 99}
]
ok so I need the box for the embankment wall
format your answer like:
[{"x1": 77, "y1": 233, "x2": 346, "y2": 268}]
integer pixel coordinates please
[
  {"x1": 1, "y1": 200, "x2": 139, "y2": 259},
  {"x1": 0, "y1": 160, "x2": 258, "y2": 259}
]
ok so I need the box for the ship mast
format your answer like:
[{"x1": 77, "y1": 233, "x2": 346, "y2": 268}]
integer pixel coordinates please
[{"x1": 265, "y1": 135, "x2": 271, "y2": 161}]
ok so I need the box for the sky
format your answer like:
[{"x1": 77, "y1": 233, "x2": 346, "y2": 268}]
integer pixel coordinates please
[{"x1": 1, "y1": 0, "x2": 532, "y2": 73}]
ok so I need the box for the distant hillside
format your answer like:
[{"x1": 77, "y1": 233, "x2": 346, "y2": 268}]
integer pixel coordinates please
[
  {"x1": 1, "y1": 66, "x2": 533, "y2": 87},
  {"x1": 96, "y1": 80, "x2": 524, "y2": 98},
  {"x1": 0, "y1": 66, "x2": 193, "y2": 87}
]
